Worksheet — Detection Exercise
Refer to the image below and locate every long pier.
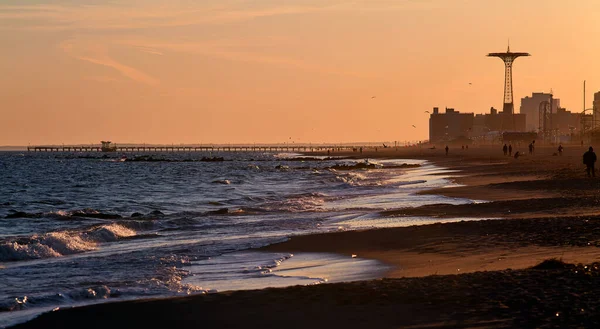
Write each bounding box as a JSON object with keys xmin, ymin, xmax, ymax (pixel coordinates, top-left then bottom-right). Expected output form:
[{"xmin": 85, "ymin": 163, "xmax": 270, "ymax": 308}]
[{"xmin": 27, "ymin": 145, "xmax": 362, "ymax": 152}]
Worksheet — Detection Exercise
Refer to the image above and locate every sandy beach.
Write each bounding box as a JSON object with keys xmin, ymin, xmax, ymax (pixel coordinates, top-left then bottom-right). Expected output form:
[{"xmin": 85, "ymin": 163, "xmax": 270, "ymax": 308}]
[{"xmin": 13, "ymin": 143, "xmax": 600, "ymax": 329}]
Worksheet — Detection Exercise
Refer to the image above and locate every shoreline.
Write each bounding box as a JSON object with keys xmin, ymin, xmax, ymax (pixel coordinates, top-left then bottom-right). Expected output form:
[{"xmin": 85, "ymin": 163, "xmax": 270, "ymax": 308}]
[{"xmin": 11, "ymin": 144, "xmax": 600, "ymax": 328}]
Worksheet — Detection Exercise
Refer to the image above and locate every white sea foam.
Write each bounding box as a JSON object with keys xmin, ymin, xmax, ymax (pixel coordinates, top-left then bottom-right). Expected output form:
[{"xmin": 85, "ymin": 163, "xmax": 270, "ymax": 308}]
[
  {"xmin": 0, "ymin": 224, "xmax": 136, "ymax": 261},
  {"xmin": 334, "ymin": 172, "xmax": 367, "ymax": 186},
  {"xmin": 38, "ymin": 232, "xmax": 96, "ymax": 255},
  {"xmin": 0, "ymin": 241, "xmax": 62, "ymax": 261},
  {"xmin": 85, "ymin": 223, "xmax": 136, "ymax": 242}
]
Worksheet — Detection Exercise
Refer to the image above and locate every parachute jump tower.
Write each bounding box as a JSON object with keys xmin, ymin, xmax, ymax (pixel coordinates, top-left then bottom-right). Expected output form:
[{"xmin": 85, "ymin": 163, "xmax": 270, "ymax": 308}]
[{"xmin": 487, "ymin": 43, "xmax": 530, "ymax": 130}]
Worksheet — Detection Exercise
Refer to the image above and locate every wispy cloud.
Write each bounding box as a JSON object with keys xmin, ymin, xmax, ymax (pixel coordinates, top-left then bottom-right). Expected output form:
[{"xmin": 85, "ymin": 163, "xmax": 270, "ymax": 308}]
[
  {"xmin": 0, "ymin": 2, "xmax": 338, "ymax": 31},
  {"xmin": 135, "ymin": 47, "xmax": 164, "ymax": 56},
  {"xmin": 60, "ymin": 40, "xmax": 159, "ymax": 86},
  {"xmin": 2, "ymin": 0, "xmax": 427, "ymax": 81},
  {"xmin": 117, "ymin": 38, "xmax": 373, "ymax": 79},
  {"xmin": 0, "ymin": 1, "xmax": 439, "ymax": 31}
]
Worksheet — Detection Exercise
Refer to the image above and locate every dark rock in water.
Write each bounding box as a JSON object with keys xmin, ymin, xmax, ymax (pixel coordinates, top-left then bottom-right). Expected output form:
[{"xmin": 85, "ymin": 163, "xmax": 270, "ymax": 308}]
[
  {"xmin": 385, "ymin": 163, "xmax": 421, "ymax": 169},
  {"xmin": 130, "ymin": 212, "xmax": 144, "ymax": 218},
  {"xmin": 285, "ymin": 157, "xmax": 348, "ymax": 161},
  {"xmin": 328, "ymin": 162, "xmax": 420, "ymax": 170},
  {"xmin": 329, "ymin": 162, "xmax": 381, "ymax": 170},
  {"xmin": 124, "ymin": 156, "xmax": 224, "ymax": 162},
  {"xmin": 200, "ymin": 157, "xmax": 225, "ymax": 162},
  {"xmin": 126, "ymin": 155, "xmax": 158, "ymax": 162},
  {"xmin": 148, "ymin": 210, "xmax": 165, "ymax": 217},
  {"xmin": 532, "ymin": 259, "xmax": 574, "ymax": 270},
  {"xmin": 109, "ymin": 290, "xmax": 123, "ymax": 298},
  {"xmin": 5, "ymin": 211, "xmax": 31, "ymax": 219},
  {"xmin": 209, "ymin": 208, "xmax": 229, "ymax": 215},
  {"xmin": 71, "ymin": 211, "xmax": 122, "ymax": 219}
]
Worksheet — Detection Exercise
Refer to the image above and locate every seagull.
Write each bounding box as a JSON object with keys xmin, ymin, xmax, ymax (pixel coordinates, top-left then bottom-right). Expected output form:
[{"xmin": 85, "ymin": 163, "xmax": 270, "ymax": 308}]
[
  {"xmin": 469, "ymin": 82, "xmax": 472, "ymax": 85},
  {"xmin": 371, "ymin": 96, "xmax": 376, "ymax": 99},
  {"xmin": 412, "ymin": 125, "xmax": 416, "ymax": 128},
  {"xmin": 424, "ymin": 111, "xmax": 430, "ymax": 114}
]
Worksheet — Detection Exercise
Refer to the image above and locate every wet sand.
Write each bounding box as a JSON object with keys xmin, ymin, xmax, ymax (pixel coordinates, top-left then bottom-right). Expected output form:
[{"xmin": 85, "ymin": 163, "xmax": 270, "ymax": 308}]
[{"xmin": 13, "ymin": 143, "xmax": 600, "ymax": 329}]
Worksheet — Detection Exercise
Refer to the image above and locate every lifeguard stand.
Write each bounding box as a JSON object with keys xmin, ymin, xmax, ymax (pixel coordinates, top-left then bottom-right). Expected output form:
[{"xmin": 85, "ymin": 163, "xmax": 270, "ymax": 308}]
[{"xmin": 101, "ymin": 141, "xmax": 116, "ymax": 152}]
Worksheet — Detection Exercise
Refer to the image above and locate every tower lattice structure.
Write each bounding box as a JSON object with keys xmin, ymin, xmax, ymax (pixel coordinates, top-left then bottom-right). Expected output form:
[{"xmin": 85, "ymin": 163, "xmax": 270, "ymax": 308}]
[{"xmin": 488, "ymin": 44, "xmax": 530, "ymax": 130}]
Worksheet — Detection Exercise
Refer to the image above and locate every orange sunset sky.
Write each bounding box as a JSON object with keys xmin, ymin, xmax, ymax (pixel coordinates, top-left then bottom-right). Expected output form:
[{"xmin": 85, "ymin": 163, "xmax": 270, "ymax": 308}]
[{"xmin": 1, "ymin": 0, "xmax": 599, "ymax": 145}]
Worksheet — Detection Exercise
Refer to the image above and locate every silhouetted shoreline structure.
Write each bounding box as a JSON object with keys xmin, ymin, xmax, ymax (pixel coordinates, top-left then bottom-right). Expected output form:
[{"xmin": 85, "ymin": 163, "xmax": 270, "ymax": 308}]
[
  {"xmin": 520, "ymin": 93, "xmax": 559, "ymax": 132},
  {"xmin": 28, "ymin": 143, "xmax": 364, "ymax": 153},
  {"xmin": 429, "ymin": 107, "xmax": 527, "ymax": 143},
  {"xmin": 488, "ymin": 44, "xmax": 530, "ymax": 131},
  {"xmin": 428, "ymin": 107, "xmax": 474, "ymax": 143}
]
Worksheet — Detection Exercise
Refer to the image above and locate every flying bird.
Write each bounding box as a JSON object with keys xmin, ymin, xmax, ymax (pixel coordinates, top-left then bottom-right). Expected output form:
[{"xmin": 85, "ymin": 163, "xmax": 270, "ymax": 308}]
[
  {"xmin": 412, "ymin": 125, "xmax": 416, "ymax": 128},
  {"xmin": 371, "ymin": 96, "xmax": 376, "ymax": 99},
  {"xmin": 424, "ymin": 111, "xmax": 430, "ymax": 114},
  {"xmin": 469, "ymin": 82, "xmax": 472, "ymax": 85}
]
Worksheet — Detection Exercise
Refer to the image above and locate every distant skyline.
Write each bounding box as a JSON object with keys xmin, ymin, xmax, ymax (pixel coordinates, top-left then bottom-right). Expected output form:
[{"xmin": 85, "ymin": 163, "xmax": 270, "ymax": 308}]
[{"xmin": 1, "ymin": 0, "xmax": 600, "ymax": 145}]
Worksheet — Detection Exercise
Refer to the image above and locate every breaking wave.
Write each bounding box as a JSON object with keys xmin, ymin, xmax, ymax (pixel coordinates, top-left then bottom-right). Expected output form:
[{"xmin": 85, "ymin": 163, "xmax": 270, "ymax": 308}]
[
  {"xmin": 0, "ymin": 223, "xmax": 137, "ymax": 261},
  {"xmin": 333, "ymin": 172, "xmax": 368, "ymax": 186}
]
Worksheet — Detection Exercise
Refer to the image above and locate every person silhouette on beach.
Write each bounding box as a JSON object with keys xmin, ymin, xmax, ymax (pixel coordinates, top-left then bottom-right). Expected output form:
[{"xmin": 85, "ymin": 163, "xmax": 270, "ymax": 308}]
[
  {"xmin": 445, "ymin": 145, "xmax": 449, "ymax": 156},
  {"xmin": 503, "ymin": 144, "xmax": 507, "ymax": 156},
  {"xmin": 558, "ymin": 144, "xmax": 564, "ymax": 156},
  {"xmin": 583, "ymin": 147, "xmax": 597, "ymax": 178},
  {"xmin": 528, "ymin": 143, "xmax": 533, "ymax": 155},
  {"xmin": 508, "ymin": 144, "xmax": 513, "ymax": 156}
]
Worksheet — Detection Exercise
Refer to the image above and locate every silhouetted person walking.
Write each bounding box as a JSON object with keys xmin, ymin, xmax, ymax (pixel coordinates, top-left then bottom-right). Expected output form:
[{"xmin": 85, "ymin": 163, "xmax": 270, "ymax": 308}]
[
  {"xmin": 558, "ymin": 144, "xmax": 564, "ymax": 156},
  {"xmin": 503, "ymin": 144, "xmax": 507, "ymax": 156},
  {"xmin": 528, "ymin": 143, "xmax": 533, "ymax": 155},
  {"xmin": 445, "ymin": 145, "xmax": 449, "ymax": 156},
  {"xmin": 583, "ymin": 147, "xmax": 596, "ymax": 178},
  {"xmin": 508, "ymin": 144, "xmax": 513, "ymax": 156}
]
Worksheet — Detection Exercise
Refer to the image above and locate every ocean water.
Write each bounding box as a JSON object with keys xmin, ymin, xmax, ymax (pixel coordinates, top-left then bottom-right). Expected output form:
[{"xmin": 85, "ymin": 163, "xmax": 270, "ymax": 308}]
[{"xmin": 0, "ymin": 151, "xmax": 474, "ymax": 327}]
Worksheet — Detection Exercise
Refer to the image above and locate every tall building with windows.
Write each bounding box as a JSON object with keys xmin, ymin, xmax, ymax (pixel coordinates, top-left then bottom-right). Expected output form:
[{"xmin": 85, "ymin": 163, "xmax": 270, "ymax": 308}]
[
  {"xmin": 594, "ymin": 92, "xmax": 600, "ymax": 130},
  {"xmin": 428, "ymin": 107, "xmax": 474, "ymax": 143},
  {"xmin": 520, "ymin": 93, "xmax": 560, "ymax": 132}
]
